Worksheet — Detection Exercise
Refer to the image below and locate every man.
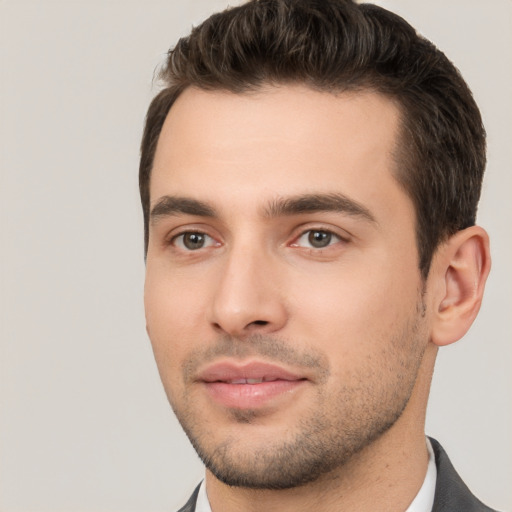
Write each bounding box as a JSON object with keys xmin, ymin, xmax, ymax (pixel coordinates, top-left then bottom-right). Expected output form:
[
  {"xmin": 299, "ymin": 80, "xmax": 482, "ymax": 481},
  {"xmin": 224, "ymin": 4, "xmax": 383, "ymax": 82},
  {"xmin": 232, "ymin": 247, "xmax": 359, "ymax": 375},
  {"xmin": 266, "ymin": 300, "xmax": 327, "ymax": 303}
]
[{"xmin": 139, "ymin": 1, "xmax": 496, "ymax": 510}]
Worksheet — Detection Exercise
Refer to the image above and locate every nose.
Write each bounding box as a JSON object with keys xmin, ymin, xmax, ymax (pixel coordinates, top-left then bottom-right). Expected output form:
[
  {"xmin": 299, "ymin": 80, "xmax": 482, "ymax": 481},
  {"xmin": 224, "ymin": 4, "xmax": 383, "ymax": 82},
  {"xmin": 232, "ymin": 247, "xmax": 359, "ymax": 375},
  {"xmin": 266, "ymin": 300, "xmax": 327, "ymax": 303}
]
[{"xmin": 208, "ymin": 243, "xmax": 288, "ymax": 338}]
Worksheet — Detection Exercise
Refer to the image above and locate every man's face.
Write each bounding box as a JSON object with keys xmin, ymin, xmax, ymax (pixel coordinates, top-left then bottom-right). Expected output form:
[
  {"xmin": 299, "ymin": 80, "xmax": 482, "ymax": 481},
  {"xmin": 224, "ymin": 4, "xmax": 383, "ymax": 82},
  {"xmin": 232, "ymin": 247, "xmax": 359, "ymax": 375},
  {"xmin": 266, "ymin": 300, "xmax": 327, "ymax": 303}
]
[{"xmin": 144, "ymin": 86, "xmax": 429, "ymax": 488}]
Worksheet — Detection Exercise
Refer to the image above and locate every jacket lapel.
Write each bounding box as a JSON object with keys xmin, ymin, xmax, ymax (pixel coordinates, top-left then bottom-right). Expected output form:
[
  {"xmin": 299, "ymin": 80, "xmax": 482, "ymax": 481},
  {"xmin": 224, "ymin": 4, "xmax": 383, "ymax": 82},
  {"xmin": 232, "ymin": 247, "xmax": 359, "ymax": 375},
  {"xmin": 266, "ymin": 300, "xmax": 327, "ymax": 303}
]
[{"xmin": 429, "ymin": 437, "xmax": 497, "ymax": 512}]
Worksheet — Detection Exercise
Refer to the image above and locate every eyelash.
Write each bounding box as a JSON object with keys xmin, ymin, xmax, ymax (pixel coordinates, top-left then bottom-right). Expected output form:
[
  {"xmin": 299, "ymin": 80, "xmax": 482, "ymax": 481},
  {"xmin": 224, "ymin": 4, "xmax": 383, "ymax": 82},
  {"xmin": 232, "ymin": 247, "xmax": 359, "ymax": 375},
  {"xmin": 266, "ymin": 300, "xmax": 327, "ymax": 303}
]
[
  {"xmin": 291, "ymin": 228, "xmax": 345, "ymax": 250},
  {"xmin": 169, "ymin": 230, "xmax": 219, "ymax": 251},
  {"xmin": 168, "ymin": 226, "xmax": 348, "ymax": 252}
]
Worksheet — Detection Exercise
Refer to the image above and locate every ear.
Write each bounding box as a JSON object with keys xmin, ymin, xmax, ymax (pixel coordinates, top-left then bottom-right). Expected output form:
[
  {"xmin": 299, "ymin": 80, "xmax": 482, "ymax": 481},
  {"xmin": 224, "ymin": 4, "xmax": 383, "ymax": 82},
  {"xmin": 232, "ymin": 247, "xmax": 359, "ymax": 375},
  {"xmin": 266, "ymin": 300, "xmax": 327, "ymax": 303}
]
[{"xmin": 429, "ymin": 226, "xmax": 491, "ymax": 347}]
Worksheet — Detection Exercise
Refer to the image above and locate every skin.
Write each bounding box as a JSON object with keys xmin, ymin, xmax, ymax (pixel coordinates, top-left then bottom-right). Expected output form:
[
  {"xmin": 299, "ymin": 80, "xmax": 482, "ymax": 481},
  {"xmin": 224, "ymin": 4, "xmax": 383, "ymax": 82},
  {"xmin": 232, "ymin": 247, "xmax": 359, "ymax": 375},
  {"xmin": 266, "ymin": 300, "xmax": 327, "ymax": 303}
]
[{"xmin": 144, "ymin": 85, "xmax": 490, "ymax": 512}]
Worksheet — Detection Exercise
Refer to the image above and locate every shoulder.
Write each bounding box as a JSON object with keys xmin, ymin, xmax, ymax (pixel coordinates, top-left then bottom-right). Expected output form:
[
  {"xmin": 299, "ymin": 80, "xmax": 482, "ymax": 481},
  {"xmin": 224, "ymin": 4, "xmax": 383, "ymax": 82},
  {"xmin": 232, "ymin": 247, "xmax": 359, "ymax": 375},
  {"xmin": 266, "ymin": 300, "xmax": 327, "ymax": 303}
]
[
  {"xmin": 429, "ymin": 437, "xmax": 501, "ymax": 512},
  {"xmin": 176, "ymin": 484, "xmax": 200, "ymax": 512}
]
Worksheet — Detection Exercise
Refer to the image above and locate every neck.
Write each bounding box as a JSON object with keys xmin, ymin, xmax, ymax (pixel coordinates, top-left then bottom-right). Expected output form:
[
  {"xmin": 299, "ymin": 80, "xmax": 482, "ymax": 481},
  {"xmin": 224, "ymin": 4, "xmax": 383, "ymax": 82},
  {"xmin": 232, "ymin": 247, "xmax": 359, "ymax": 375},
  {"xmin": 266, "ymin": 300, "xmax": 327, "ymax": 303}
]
[{"xmin": 206, "ymin": 344, "xmax": 437, "ymax": 512}]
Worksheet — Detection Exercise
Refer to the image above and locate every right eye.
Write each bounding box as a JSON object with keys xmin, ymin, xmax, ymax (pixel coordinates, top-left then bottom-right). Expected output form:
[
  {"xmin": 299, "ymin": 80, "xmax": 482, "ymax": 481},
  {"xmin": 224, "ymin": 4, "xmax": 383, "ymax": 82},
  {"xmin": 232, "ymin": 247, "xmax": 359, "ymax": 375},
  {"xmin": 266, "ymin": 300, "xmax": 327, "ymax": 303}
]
[{"xmin": 172, "ymin": 232, "xmax": 217, "ymax": 251}]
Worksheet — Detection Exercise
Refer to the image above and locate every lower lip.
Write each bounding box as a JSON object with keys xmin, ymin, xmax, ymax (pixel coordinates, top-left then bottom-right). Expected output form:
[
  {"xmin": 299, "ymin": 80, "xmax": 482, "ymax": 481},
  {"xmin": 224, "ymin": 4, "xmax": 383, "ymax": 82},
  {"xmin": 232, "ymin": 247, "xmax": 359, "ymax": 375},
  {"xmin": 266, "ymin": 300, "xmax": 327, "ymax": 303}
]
[{"xmin": 203, "ymin": 380, "xmax": 306, "ymax": 409}]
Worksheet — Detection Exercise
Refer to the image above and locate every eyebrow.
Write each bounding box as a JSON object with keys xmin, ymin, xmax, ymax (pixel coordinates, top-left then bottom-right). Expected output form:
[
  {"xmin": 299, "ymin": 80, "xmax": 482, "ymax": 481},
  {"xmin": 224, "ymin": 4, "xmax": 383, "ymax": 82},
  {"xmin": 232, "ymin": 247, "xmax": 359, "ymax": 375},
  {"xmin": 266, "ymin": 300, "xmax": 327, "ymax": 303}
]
[
  {"xmin": 150, "ymin": 192, "xmax": 377, "ymax": 225},
  {"xmin": 264, "ymin": 193, "xmax": 377, "ymax": 223},
  {"xmin": 150, "ymin": 196, "xmax": 217, "ymax": 224}
]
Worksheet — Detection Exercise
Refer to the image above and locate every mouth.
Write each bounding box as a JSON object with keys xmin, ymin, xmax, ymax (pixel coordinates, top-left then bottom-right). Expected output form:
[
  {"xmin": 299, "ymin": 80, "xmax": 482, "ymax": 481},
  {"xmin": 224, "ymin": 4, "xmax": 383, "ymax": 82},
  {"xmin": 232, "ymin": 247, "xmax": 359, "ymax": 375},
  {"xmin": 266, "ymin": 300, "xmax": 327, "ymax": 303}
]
[
  {"xmin": 197, "ymin": 361, "xmax": 308, "ymax": 409},
  {"xmin": 221, "ymin": 377, "xmax": 287, "ymax": 384}
]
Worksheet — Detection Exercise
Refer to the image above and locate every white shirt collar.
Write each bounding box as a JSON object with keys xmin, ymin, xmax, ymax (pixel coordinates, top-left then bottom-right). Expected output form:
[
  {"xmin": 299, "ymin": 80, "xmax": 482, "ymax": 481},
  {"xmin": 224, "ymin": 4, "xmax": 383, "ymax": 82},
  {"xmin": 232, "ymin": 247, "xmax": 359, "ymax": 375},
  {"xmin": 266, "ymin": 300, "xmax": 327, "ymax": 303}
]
[
  {"xmin": 195, "ymin": 477, "xmax": 211, "ymax": 512},
  {"xmin": 195, "ymin": 437, "xmax": 437, "ymax": 512}
]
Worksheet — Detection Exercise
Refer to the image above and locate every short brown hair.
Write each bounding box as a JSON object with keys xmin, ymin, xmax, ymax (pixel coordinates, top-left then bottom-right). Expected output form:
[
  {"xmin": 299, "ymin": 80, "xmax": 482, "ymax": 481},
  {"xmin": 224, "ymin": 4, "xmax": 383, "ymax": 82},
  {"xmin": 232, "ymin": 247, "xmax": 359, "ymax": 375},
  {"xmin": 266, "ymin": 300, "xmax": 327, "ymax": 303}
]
[{"xmin": 140, "ymin": 0, "xmax": 486, "ymax": 278}]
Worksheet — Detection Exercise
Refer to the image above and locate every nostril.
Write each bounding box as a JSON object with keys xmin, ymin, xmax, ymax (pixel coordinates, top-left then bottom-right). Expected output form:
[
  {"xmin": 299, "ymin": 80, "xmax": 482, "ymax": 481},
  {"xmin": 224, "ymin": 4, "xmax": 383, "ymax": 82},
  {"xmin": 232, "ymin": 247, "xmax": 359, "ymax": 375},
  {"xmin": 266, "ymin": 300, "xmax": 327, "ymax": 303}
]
[{"xmin": 211, "ymin": 319, "xmax": 269, "ymax": 335}]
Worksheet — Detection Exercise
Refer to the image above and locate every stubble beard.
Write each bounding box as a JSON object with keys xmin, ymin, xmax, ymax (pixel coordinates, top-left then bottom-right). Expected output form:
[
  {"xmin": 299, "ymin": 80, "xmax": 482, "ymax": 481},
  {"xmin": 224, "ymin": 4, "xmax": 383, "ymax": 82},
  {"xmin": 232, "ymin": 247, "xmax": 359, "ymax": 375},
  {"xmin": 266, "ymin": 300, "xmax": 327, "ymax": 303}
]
[{"xmin": 168, "ymin": 312, "xmax": 427, "ymax": 490}]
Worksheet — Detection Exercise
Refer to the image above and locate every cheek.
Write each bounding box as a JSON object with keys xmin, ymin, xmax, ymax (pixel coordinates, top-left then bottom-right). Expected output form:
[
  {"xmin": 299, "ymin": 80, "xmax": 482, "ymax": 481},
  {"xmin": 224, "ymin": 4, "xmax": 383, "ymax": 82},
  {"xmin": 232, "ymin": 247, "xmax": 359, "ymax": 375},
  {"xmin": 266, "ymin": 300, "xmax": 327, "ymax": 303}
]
[
  {"xmin": 144, "ymin": 265, "xmax": 209, "ymax": 380},
  {"xmin": 145, "ymin": 257, "xmax": 212, "ymax": 327},
  {"xmin": 288, "ymin": 258, "xmax": 419, "ymax": 356}
]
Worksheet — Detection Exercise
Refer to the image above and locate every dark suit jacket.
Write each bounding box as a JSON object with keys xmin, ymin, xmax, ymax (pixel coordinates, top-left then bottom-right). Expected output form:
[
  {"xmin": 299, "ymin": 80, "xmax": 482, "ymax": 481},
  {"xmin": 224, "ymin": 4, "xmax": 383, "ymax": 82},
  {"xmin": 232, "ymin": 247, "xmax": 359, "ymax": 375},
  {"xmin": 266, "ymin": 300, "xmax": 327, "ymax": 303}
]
[{"xmin": 177, "ymin": 437, "xmax": 499, "ymax": 512}]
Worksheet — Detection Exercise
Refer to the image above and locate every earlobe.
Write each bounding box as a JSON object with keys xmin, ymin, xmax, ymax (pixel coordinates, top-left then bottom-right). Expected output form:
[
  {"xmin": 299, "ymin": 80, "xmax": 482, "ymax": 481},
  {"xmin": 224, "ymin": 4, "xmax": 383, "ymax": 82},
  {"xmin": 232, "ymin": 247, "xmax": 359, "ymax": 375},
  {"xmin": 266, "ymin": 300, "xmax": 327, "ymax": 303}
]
[{"xmin": 430, "ymin": 226, "xmax": 491, "ymax": 347}]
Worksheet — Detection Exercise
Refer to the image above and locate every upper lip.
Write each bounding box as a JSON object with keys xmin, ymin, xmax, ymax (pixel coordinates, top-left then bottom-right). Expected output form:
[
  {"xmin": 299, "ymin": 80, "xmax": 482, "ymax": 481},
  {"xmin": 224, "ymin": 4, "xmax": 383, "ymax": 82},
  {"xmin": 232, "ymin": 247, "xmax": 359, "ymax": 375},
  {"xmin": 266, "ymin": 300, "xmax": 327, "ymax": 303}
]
[{"xmin": 197, "ymin": 361, "xmax": 306, "ymax": 384}]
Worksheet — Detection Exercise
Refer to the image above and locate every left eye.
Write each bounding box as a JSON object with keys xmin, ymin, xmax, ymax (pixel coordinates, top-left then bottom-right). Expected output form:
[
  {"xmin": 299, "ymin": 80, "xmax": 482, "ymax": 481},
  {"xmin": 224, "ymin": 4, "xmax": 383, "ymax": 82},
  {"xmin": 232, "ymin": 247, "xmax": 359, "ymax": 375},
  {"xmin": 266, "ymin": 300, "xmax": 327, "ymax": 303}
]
[
  {"xmin": 294, "ymin": 230, "xmax": 341, "ymax": 249},
  {"xmin": 172, "ymin": 232, "xmax": 217, "ymax": 251}
]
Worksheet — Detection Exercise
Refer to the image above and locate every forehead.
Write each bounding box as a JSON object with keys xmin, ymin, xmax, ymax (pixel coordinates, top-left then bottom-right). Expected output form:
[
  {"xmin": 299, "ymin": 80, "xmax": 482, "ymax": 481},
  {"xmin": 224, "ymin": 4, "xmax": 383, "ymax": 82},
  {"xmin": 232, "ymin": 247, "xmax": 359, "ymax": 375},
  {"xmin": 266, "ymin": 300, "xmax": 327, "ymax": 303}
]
[{"xmin": 150, "ymin": 85, "xmax": 407, "ymax": 221}]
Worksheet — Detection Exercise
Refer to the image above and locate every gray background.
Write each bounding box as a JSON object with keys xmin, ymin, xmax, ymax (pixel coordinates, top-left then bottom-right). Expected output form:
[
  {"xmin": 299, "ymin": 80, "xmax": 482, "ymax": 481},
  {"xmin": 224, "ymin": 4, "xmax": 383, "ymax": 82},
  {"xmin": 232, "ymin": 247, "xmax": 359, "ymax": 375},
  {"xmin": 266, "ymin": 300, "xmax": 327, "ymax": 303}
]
[{"xmin": 0, "ymin": 1, "xmax": 510, "ymax": 510}]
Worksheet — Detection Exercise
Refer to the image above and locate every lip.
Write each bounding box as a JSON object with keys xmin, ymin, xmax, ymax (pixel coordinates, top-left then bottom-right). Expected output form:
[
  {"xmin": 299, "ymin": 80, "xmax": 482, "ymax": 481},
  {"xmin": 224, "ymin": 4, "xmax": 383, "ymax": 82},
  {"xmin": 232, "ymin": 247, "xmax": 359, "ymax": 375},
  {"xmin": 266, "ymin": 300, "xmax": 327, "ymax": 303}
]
[{"xmin": 197, "ymin": 361, "xmax": 308, "ymax": 409}]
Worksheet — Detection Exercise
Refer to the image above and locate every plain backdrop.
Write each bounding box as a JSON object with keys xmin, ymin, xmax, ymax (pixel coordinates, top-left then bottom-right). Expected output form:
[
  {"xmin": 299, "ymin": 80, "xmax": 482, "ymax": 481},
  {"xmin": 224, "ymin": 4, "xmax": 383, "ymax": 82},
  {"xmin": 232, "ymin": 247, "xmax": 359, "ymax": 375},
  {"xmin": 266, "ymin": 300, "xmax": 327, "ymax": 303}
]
[{"xmin": 0, "ymin": 1, "xmax": 511, "ymax": 511}]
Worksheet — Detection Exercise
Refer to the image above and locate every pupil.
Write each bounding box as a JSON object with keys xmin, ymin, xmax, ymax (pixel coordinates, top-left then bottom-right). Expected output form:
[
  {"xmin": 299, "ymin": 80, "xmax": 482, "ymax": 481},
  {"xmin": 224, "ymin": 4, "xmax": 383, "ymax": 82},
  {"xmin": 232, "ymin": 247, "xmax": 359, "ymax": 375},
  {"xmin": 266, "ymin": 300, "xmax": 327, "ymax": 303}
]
[
  {"xmin": 309, "ymin": 230, "xmax": 331, "ymax": 248},
  {"xmin": 184, "ymin": 233, "xmax": 205, "ymax": 250}
]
